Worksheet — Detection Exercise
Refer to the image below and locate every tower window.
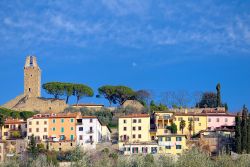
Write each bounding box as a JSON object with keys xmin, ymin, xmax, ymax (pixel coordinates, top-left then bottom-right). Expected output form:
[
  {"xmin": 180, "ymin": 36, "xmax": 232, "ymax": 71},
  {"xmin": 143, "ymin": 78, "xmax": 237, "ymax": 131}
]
[{"xmin": 29, "ymin": 88, "xmax": 31, "ymax": 92}]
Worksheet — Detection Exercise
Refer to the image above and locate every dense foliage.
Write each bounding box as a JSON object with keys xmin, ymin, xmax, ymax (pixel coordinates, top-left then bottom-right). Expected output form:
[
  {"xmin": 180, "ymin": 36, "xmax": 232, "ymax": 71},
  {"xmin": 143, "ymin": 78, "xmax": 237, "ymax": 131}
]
[
  {"xmin": 2, "ymin": 147, "xmax": 250, "ymax": 167},
  {"xmin": 42, "ymin": 82, "xmax": 94, "ymax": 104},
  {"xmin": 0, "ymin": 107, "xmax": 35, "ymax": 121}
]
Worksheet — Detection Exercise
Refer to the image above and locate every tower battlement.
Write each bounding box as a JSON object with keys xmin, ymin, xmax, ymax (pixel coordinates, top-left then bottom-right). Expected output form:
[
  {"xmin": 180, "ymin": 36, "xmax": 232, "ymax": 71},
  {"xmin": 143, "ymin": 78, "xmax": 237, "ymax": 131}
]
[{"xmin": 24, "ymin": 56, "xmax": 41, "ymax": 97}]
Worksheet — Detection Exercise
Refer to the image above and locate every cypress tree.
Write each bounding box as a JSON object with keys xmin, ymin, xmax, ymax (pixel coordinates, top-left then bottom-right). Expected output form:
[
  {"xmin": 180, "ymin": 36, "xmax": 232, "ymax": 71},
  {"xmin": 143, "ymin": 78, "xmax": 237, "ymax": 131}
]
[
  {"xmin": 247, "ymin": 114, "xmax": 250, "ymax": 153},
  {"xmin": 216, "ymin": 83, "xmax": 221, "ymax": 107},
  {"xmin": 235, "ymin": 113, "xmax": 242, "ymax": 153},
  {"xmin": 241, "ymin": 105, "xmax": 248, "ymax": 153}
]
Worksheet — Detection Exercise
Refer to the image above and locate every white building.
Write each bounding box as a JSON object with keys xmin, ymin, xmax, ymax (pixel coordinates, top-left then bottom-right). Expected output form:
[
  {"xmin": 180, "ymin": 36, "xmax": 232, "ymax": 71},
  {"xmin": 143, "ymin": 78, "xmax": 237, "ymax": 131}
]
[{"xmin": 76, "ymin": 116, "xmax": 102, "ymax": 149}]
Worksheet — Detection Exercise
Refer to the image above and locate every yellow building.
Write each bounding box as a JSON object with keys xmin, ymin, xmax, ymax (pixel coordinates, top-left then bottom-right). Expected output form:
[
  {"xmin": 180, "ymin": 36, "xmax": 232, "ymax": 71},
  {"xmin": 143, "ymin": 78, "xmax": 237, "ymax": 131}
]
[
  {"xmin": 118, "ymin": 114, "xmax": 151, "ymax": 150},
  {"xmin": 27, "ymin": 114, "xmax": 50, "ymax": 142},
  {"xmin": 157, "ymin": 134, "xmax": 187, "ymax": 155},
  {"xmin": 154, "ymin": 112, "xmax": 175, "ymax": 137},
  {"xmin": 174, "ymin": 113, "xmax": 207, "ymax": 135},
  {"xmin": 1, "ymin": 118, "xmax": 27, "ymax": 140}
]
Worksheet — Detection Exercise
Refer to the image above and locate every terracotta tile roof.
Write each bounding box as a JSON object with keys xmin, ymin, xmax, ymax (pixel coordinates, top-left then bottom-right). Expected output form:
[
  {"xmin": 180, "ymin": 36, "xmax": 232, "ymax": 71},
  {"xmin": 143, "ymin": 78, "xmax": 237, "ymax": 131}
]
[
  {"xmin": 32, "ymin": 113, "xmax": 80, "ymax": 119},
  {"xmin": 5, "ymin": 119, "xmax": 26, "ymax": 124},
  {"xmin": 119, "ymin": 114, "xmax": 150, "ymax": 118},
  {"xmin": 174, "ymin": 112, "xmax": 236, "ymax": 117},
  {"xmin": 81, "ymin": 116, "xmax": 97, "ymax": 119}
]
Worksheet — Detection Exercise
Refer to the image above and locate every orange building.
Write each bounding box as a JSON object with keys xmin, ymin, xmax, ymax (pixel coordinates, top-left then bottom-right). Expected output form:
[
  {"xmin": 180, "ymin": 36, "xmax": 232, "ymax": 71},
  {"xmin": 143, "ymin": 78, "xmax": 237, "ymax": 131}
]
[{"xmin": 48, "ymin": 112, "xmax": 81, "ymax": 141}]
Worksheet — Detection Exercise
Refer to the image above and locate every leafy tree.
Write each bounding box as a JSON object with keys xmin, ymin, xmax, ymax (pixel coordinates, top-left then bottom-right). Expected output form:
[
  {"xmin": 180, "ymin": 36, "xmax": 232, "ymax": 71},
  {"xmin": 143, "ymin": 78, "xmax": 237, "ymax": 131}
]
[
  {"xmin": 20, "ymin": 111, "xmax": 35, "ymax": 120},
  {"xmin": 197, "ymin": 92, "xmax": 217, "ymax": 108},
  {"xmin": 64, "ymin": 83, "xmax": 74, "ymax": 104},
  {"xmin": 135, "ymin": 90, "xmax": 151, "ymax": 106},
  {"xmin": 150, "ymin": 100, "xmax": 168, "ymax": 111},
  {"xmin": 11, "ymin": 131, "xmax": 21, "ymax": 138},
  {"xmin": 235, "ymin": 113, "xmax": 242, "ymax": 153},
  {"xmin": 73, "ymin": 84, "xmax": 94, "ymax": 105},
  {"xmin": 170, "ymin": 123, "xmax": 177, "ymax": 134},
  {"xmin": 113, "ymin": 86, "xmax": 136, "ymax": 105},
  {"xmin": 188, "ymin": 120, "xmax": 194, "ymax": 136},
  {"xmin": 247, "ymin": 114, "xmax": 250, "ymax": 153},
  {"xmin": 98, "ymin": 85, "xmax": 116, "ymax": 106},
  {"xmin": 241, "ymin": 105, "xmax": 248, "ymax": 153},
  {"xmin": 0, "ymin": 115, "xmax": 5, "ymax": 128},
  {"xmin": 180, "ymin": 120, "xmax": 186, "ymax": 134},
  {"xmin": 27, "ymin": 134, "xmax": 38, "ymax": 158},
  {"xmin": 42, "ymin": 82, "xmax": 64, "ymax": 99},
  {"xmin": 10, "ymin": 112, "xmax": 20, "ymax": 119},
  {"xmin": 216, "ymin": 83, "xmax": 221, "ymax": 107}
]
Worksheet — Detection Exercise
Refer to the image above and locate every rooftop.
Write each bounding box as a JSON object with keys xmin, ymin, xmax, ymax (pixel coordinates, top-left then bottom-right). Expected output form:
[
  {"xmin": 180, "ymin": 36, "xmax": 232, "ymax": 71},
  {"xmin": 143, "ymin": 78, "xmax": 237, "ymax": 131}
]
[{"xmin": 119, "ymin": 114, "xmax": 150, "ymax": 118}]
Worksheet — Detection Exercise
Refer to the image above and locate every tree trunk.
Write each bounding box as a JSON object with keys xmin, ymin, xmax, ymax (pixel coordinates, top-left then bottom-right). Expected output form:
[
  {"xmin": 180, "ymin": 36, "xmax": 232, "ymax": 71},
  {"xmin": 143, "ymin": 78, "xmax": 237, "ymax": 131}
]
[{"xmin": 66, "ymin": 96, "xmax": 69, "ymax": 104}]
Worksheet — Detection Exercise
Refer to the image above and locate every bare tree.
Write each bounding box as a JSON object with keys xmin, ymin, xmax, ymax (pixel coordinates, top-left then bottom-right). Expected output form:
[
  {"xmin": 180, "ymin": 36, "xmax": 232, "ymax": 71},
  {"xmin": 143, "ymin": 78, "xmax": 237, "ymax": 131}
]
[
  {"xmin": 192, "ymin": 91, "xmax": 203, "ymax": 107},
  {"xmin": 161, "ymin": 90, "xmax": 191, "ymax": 108}
]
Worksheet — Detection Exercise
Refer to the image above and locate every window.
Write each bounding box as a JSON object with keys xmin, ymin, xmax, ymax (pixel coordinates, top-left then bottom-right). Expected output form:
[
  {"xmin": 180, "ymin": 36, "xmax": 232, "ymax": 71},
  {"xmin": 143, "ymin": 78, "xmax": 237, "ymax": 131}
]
[
  {"xmin": 79, "ymin": 135, "xmax": 83, "ymax": 140},
  {"xmin": 166, "ymin": 137, "xmax": 171, "ymax": 141},
  {"xmin": 79, "ymin": 127, "xmax": 83, "ymax": 131},
  {"xmin": 123, "ymin": 127, "xmax": 127, "ymax": 131},
  {"xmin": 61, "ymin": 127, "xmax": 64, "ymax": 133},
  {"xmin": 53, "ymin": 119, "xmax": 56, "ymax": 123},
  {"xmin": 60, "ymin": 135, "xmax": 65, "ymax": 140},
  {"xmin": 132, "ymin": 134, "xmax": 136, "ymax": 138},
  {"xmin": 61, "ymin": 119, "xmax": 64, "ymax": 123},
  {"xmin": 133, "ymin": 119, "xmax": 137, "ymax": 123},
  {"xmin": 52, "ymin": 127, "xmax": 56, "ymax": 131},
  {"xmin": 188, "ymin": 117, "xmax": 193, "ymax": 121},
  {"xmin": 36, "ymin": 128, "xmax": 39, "ymax": 132},
  {"xmin": 71, "ymin": 127, "xmax": 74, "ymax": 130},
  {"xmin": 70, "ymin": 135, "xmax": 74, "ymax": 140},
  {"xmin": 90, "ymin": 119, "xmax": 93, "ymax": 123},
  {"xmin": 44, "ymin": 121, "xmax": 47, "ymax": 125},
  {"xmin": 138, "ymin": 126, "xmax": 142, "ymax": 130},
  {"xmin": 127, "ymin": 147, "xmax": 131, "ymax": 151},
  {"xmin": 178, "ymin": 117, "xmax": 183, "ymax": 121},
  {"xmin": 29, "ymin": 122, "xmax": 32, "ymax": 125},
  {"xmin": 43, "ymin": 135, "xmax": 47, "ymax": 139},
  {"xmin": 71, "ymin": 119, "xmax": 74, "ymax": 123},
  {"xmin": 138, "ymin": 119, "xmax": 141, "ymax": 123},
  {"xmin": 225, "ymin": 118, "xmax": 228, "ymax": 122},
  {"xmin": 194, "ymin": 117, "xmax": 199, "ymax": 121},
  {"xmin": 176, "ymin": 145, "xmax": 182, "ymax": 149},
  {"xmin": 208, "ymin": 118, "xmax": 211, "ymax": 122},
  {"xmin": 216, "ymin": 118, "xmax": 220, "ymax": 122},
  {"xmin": 199, "ymin": 123, "xmax": 201, "ymax": 126},
  {"xmin": 29, "ymin": 128, "xmax": 32, "ymax": 133},
  {"xmin": 123, "ymin": 120, "xmax": 126, "ymax": 124},
  {"xmin": 166, "ymin": 146, "xmax": 171, "ymax": 149},
  {"xmin": 44, "ymin": 128, "xmax": 47, "ymax": 132},
  {"xmin": 138, "ymin": 134, "xmax": 141, "ymax": 138},
  {"xmin": 159, "ymin": 137, "xmax": 162, "ymax": 141},
  {"xmin": 176, "ymin": 137, "xmax": 182, "ymax": 141},
  {"xmin": 133, "ymin": 127, "xmax": 136, "ymax": 131},
  {"xmin": 36, "ymin": 121, "xmax": 39, "ymax": 125}
]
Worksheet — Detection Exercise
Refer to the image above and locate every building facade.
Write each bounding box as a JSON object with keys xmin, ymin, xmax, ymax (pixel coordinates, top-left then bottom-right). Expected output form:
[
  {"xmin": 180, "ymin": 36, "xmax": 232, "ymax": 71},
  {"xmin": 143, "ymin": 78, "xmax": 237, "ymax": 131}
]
[
  {"xmin": 118, "ymin": 114, "xmax": 151, "ymax": 150},
  {"xmin": 1, "ymin": 118, "xmax": 27, "ymax": 140},
  {"xmin": 76, "ymin": 116, "xmax": 102, "ymax": 149}
]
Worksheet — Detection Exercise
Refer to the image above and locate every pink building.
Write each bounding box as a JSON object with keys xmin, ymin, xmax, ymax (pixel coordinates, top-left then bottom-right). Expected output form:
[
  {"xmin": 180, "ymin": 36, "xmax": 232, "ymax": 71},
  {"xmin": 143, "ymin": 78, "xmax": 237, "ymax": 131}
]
[{"xmin": 207, "ymin": 114, "xmax": 236, "ymax": 130}]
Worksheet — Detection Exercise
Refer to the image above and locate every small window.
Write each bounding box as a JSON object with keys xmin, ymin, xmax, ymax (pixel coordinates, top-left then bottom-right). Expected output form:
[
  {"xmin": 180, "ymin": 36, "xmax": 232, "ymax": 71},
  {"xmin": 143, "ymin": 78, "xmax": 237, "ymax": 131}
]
[
  {"xmin": 90, "ymin": 119, "xmax": 93, "ymax": 123},
  {"xmin": 44, "ymin": 121, "xmax": 47, "ymax": 125},
  {"xmin": 61, "ymin": 127, "xmax": 64, "ymax": 133},
  {"xmin": 188, "ymin": 117, "xmax": 193, "ymax": 121},
  {"xmin": 166, "ymin": 137, "xmax": 171, "ymax": 141},
  {"xmin": 61, "ymin": 119, "xmax": 64, "ymax": 123},
  {"xmin": 166, "ymin": 146, "xmax": 171, "ymax": 149},
  {"xmin": 29, "ymin": 122, "xmax": 32, "ymax": 125},
  {"xmin": 36, "ymin": 121, "xmax": 39, "ymax": 125},
  {"xmin": 36, "ymin": 128, "xmax": 39, "ymax": 132},
  {"xmin": 132, "ymin": 134, "xmax": 136, "ymax": 138},
  {"xmin": 133, "ymin": 127, "xmax": 136, "ymax": 131},
  {"xmin": 208, "ymin": 118, "xmax": 211, "ymax": 122},
  {"xmin": 71, "ymin": 127, "xmax": 74, "ymax": 130},
  {"xmin": 138, "ymin": 119, "xmax": 141, "ymax": 123},
  {"xmin": 53, "ymin": 119, "xmax": 56, "ymax": 123},
  {"xmin": 194, "ymin": 117, "xmax": 199, "ymax": 121},
  {"xmin": 199, "ymin": 123, "xmax": 201, "ymax": 126},
  {"xmin": 71, "ymin": 119, "xmax": 74, "ymax": 123},
  {"xmin": 176, "ymin": 145, "xmax": 182, "ymax": 149},
  {"xmin": 216, "ymin": 118, "xmax": 220, "ymax": 122},
  {"xmin": 123, "ymin": 127, "xmax": 127, "ymax": 131},
  {"xmin": 123, "ymin": 120, "xmax": 127, "ymax": 124},
  {"xmin": 79, "ymin": 135, "xmax": 83, "ymax": 140},
  {"xmin": 176, "ymin": 137, "xmax": 182, "ymax": 141},
  {"xmin": 29, "ymin": 88, "xmax": 31, "ymax": 92},
  {"xmin": 138, "ymin": 126, "xmax": 141, "ymax": 130},
  {"xmin": 133, "ymin": 119, "xmax": 137, "ymax": 123},
  {"xmin": 44, "ymin": 128, "xmax": 47, "ymax": 132},
  {"xmin": 52, "ymin": 127, "xmax": 56, "ymax": 131},
  {"xmin": 138, "ymin": 134, "xmax": 141, "ymax": 138},
  {"xmin": 79, "ymin": 127, "xmax": 83, "ymax": 131},
  {"xmin": 159, "ymin": 137, "xmax": 162, "ymax": 141},
  {"xmin": 225, "ymin": 118, "xmax": 228, "ymax": 122},
  {"xmin": 29, "ymin": 128, "xmax": 32, "ymax": 133},
  {"xmin": 178, "ymin": 117, "xmax": 183, "ymax": 121}
]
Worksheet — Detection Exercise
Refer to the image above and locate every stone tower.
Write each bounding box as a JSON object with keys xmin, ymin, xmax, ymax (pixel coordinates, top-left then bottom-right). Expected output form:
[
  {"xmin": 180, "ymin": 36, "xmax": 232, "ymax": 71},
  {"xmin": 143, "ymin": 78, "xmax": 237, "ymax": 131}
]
[{"xmin": 24, "ymin": 56, "xmax": 41, "ymax": 97}]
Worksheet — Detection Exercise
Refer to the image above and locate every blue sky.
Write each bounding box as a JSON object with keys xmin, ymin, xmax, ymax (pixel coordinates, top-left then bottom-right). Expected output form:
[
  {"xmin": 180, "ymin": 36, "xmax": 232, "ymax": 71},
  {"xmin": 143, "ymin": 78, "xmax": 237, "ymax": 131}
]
[{"xmin": 0, "ymin": 0, "xmax": 250, "ymax": 111}]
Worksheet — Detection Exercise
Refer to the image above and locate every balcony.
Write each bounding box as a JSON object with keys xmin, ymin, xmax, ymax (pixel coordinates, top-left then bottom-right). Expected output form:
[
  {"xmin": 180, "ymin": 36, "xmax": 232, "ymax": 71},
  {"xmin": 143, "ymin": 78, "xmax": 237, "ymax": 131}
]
[{"xmin": 87, "ymin": 130, "xmax": 93, "ymax": 134}]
